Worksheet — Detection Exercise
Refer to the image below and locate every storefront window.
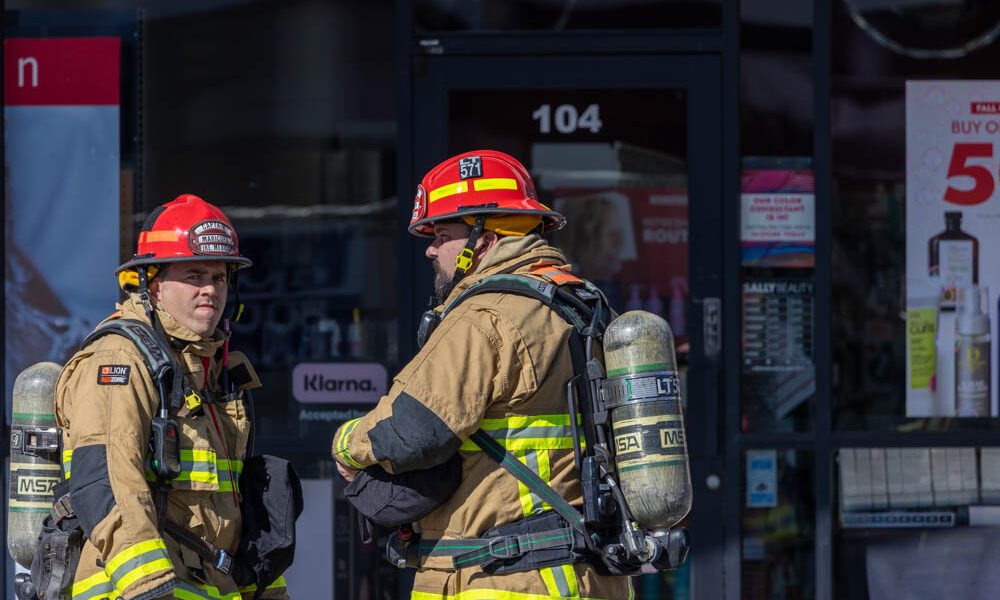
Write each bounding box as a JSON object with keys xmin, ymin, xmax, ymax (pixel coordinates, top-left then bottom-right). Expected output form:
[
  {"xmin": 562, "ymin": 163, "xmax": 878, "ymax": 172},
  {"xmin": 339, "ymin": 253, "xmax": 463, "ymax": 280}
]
[
  {"xmin": 739, "ymin": 1, "xmax": 815, "ymax": 433},
  {"xmin": 5, "ymin": 2, "xmax": 399, "ymax": 597},
  {"xmin": 831, "ymin": 0, "xmax": 1000, "ymax": 431},
  {"xmin": 742, "ymin": 449, "xmax": 815, "ymax": 599},
  {"xmin": 835, "ymin": 446, "xmax": 1000, "ymax": 598},
  {"xmin": 415, "ymin": 0, "xmax": 721, "ymax": 32}
]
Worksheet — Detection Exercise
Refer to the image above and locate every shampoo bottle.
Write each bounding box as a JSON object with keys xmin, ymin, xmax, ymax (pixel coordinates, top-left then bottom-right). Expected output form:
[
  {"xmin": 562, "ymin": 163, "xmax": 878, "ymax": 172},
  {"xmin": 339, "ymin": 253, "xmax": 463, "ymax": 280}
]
[{"xmin": 955, "ymin": 285, "xmax": 991, "ymax": 416}]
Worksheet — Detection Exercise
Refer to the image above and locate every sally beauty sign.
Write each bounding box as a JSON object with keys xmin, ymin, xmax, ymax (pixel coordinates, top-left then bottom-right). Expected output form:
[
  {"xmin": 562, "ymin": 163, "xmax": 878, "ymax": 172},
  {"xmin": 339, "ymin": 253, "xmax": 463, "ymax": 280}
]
[{"xmin": 292, "ymin": 362, "xmax": 388, "ymax": 404}]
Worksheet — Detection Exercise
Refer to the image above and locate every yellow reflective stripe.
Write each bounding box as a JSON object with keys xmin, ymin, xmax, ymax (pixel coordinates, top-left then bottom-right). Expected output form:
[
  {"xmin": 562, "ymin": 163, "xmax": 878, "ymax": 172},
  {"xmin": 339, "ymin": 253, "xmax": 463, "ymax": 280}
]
[
  {"xmin": 106, "ymin": 538, "xmax": 172, "ymax": 592},
  {"xmin": 540, "ymin": 567, "xmax": 561, "ymax": 597},
  {"xmin": 218, "ymin": 460, "xmax": 241, "ymax": 494},
  {"xmin": 218, "ymin": 459, "xmax": 243, "ymax": 474},
  {"xmin": 428, "ymin": 181, "xmax": 469, "ymax": 203},
  {"xmin": 239, "ymin": 575, "xmax": 287, "ymax": 595},
  {"xmin": 460, "ymin": 437, "xmax": 577, "ymax": 452},
  {"xmin": 106, "ymin": 538, "xmax": 168, "ymax": 575},
  {"xmin": 63, "ymin": 449, "xmax": 73, "ymax": 478},
  {"xmin": 537, "ymin": 449, "xmax": 551, "ymax": 513},
  {"xmin": 71, "ymin": 570, "xmax": 114, "ymax": 599},
  {"xmin": 175, "ymin": 579, "xmax": 242, "ymax": 600},
  {"xmin": 480, "ymin": 414, "xmax": 573, "ymax": 429},
  {"xmin": 336, "ymin": 418, "xmax": 365, "ymax": 469},
  {"xmin": 462, "ymin": 414, "xmax": 581, "ymax": 452},
  {"xmin": 514, "ymin": 450, "xmax": 534, "ymax": 517},
  {"xmin": 115, "ymin": 557, "xmax": 172, "ymax": 593},
  {"xmin": 145, "ymin": 450, "xmax": 224, "ymax": 487},
  {"xmin": 176, "ymin": 471, "xmax": 219, "ymax": 484},
  {"xmin": 561, "ymin": 563, "xmax": 580, "ymax": 597},
  {"xmin": 411, "ymin": 591, "xmax": 602, "ymax": 600},
  {"xmin": 472, "ymin": 177, "xmax": 518, "ymax": 192},
  {"xmin": 179, "ymin": 449, "xmax": 215, "ymax": 462}
]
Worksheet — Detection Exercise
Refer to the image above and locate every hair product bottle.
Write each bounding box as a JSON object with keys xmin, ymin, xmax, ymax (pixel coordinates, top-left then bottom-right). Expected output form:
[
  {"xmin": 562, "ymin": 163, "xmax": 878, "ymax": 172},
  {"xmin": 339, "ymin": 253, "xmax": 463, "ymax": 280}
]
[
  {"xmin": 955, "ymin": 285, "xmax": 990, "ymax": 416},
  {"xmin": 929, "ymin": 211, "xmax": 979, "ymax": 310}
]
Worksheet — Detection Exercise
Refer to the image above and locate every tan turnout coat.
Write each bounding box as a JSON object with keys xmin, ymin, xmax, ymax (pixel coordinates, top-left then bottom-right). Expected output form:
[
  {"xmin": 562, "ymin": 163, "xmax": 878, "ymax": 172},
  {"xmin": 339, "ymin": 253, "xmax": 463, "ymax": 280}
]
[
  {"xmin": 56, "ymin": 297, "xmax": 287, "ymax": 600},
  {"xmin": 333, "ymin": 235, "xmax": 632, "ymax": 599}
]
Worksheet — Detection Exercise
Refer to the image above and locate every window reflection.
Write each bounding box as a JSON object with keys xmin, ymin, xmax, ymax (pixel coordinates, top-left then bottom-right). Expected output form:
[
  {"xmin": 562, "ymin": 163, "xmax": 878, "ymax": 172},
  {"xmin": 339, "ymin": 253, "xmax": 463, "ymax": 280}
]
[{"xmin": 742, "ymin": 449, "xmax": 815, "ymax": 600}]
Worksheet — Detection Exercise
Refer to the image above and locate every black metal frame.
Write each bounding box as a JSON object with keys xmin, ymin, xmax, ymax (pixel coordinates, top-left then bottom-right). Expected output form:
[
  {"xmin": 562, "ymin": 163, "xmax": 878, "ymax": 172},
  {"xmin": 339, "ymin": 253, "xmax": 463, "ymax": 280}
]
[{"xmin": 814, "ymin": 1, "xmax": 834, "ymax": 599}]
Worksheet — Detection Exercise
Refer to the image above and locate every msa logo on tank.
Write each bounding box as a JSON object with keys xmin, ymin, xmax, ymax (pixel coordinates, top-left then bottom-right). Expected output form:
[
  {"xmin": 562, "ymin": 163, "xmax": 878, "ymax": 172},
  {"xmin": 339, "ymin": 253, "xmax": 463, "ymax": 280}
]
[
  {"xmin": 458, "ymin": 156, "xmax": 483, "ymax": 179},
  {"xmin": 97, "ymin": 364, "xmax": 131, "ymax": 385},
  {"xmin": 612, "ymin": 411, "xmax": 688, "ymax": 473},
  {"xmin": 10, "ymin": 464, "xmax": 60, "ymax": 508},
  {"xmin": 189, "ymin": 219, "xmax": 236, "ymax": 254},
  {"xmin": 614, "ymin": 421, "xmax": 686, "ymax": 453}
]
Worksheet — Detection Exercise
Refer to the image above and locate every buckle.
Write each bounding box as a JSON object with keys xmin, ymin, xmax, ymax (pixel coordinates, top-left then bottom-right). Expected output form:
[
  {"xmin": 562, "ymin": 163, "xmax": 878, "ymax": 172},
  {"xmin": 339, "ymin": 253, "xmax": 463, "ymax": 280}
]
[
  {"xmin": 214, "ymin": 549, "xmax": 233, "ymax": 574},
  {"xmin": 456, "ymin": 248, "xmax": 474, "ymax": 273},
  {"xmin": 52, "ymin": 494, "xmax": 74, "ymax": 521},
  {"xmin": 11, "ymin": 426, "xmax": 61, "ymax": 457},
  {"xmin": 487, "ymin": 536, "xmax": 521, "ymax": 560}
]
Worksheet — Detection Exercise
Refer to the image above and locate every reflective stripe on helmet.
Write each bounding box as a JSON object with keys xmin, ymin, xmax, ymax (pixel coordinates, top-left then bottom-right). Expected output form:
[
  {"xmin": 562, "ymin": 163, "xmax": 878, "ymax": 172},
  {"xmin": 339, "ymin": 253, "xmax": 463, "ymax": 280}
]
[{"xmin": 427, "ymin": 177, "xmax": 519, "ymax": 203}]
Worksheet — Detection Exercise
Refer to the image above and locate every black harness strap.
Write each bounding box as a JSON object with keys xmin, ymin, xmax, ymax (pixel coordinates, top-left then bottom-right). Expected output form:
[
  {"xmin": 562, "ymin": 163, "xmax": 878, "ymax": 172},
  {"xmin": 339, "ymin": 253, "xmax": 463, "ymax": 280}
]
[
  {"xmin": 162, "ymin": 520, "xmax": 233, "ymax": 575},
  {"xmin": 419, "ymin": 272, "xmax": 614, "ymax": 573},
  {"xmin": 469, "ymin": 430, "xmax": 585, "ymax": 534},
  {"xmin": 81, "ymin": 319, "xmax": 184, "ymax": 409},
  {"xmin": 79, "ymin": 319, "xmax": 244, "ymax": 575}
]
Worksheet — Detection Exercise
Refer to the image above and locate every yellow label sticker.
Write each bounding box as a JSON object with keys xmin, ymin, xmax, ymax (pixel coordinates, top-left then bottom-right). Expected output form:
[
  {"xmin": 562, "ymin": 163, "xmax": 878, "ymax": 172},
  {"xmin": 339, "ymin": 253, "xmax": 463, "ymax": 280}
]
[{"xmin": 907, "ymin": 307, "xmax": 937, "ymax": 389}]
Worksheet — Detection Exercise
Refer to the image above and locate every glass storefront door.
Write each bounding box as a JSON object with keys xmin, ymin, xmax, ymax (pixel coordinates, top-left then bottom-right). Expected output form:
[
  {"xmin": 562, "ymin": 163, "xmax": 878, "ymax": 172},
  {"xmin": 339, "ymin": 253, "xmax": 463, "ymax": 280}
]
[{"xmin": 412, "ymin": 54, "xmax": 726, "ymax": 598}]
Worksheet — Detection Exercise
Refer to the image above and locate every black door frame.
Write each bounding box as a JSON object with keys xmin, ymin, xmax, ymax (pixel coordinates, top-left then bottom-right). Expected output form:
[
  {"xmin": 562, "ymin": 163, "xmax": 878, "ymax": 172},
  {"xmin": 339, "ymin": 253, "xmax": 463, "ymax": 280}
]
[{"xmin": 404, "ymin": 50, "xmax": 731, "ymax": 597}]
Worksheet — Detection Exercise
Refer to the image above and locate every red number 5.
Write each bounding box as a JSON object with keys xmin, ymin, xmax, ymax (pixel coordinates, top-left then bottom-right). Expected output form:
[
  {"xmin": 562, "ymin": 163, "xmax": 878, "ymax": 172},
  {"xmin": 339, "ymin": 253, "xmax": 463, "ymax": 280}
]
[{"xmin": 945, "ymin": 142, "xmax": 994, "ymax": 206}]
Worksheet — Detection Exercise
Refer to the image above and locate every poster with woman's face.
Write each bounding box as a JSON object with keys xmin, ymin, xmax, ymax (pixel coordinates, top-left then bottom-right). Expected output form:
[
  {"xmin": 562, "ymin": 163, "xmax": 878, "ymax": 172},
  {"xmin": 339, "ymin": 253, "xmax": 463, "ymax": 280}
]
[{"xmin": 551, "ymin": 187, "xmax": 689, "ymax": 340}]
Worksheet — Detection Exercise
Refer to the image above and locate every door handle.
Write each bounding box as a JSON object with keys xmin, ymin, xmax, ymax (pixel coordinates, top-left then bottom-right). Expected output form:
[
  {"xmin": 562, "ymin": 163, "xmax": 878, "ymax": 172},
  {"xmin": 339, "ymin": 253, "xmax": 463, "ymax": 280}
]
[{"xmin": 702, "ymin": 296, "xmax": 721, "ymax": 361}]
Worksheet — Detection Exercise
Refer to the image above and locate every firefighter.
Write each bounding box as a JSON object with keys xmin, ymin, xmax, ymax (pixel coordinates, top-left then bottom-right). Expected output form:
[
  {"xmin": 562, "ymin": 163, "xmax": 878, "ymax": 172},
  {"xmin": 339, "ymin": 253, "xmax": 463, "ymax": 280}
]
[
  {"xmin": 55, "ymin": 194, "xmax": 288, "ymax": 600},
  {"xmin": 332, "ymin": 150, "xmax": 632, "ymax": 599}
]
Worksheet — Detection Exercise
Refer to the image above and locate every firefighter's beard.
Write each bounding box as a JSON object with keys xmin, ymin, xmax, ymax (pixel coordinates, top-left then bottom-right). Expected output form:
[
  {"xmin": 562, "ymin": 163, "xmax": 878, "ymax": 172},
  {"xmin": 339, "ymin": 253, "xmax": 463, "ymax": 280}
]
[{"xmin": 432, "ymin": 258, "xmax": 452, "ymax": 302}]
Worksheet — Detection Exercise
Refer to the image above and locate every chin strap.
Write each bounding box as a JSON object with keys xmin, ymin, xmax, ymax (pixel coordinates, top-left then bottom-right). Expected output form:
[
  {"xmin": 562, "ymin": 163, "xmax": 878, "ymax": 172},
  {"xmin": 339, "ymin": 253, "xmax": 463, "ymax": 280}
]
[
  {"xmin": 137, "ymin": 266, "xmax": 155, "ymax": 318},
  {"xmin": 437, "ymin": 215, "xmax": 486, "ymax": 304}
]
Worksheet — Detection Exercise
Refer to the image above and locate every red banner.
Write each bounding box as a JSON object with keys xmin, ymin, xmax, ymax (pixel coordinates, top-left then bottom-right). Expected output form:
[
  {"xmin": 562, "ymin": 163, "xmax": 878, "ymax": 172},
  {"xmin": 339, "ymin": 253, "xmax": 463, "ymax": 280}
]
[{"xmin": 4, "ymin": 37, "xmax": 120, "ymax": 106}]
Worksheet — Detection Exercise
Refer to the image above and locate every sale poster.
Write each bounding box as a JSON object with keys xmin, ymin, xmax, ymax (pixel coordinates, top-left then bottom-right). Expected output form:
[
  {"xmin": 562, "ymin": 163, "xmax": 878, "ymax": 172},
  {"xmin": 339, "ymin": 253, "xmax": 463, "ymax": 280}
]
[
  {"xmin": 4, "ymin": 37, "xmax": 121, "ymax": 404},
  {"xmin": 906, "ymin": 80, "xmax": 1000, "ymax": 417}
]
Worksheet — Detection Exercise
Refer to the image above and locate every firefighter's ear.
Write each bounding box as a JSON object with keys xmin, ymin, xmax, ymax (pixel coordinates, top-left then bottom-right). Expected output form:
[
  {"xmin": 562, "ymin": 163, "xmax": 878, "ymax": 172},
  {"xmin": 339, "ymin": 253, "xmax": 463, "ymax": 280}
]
[{"xmin": 478, "ymin": 230, "xmax": 499, "ymax": 253}]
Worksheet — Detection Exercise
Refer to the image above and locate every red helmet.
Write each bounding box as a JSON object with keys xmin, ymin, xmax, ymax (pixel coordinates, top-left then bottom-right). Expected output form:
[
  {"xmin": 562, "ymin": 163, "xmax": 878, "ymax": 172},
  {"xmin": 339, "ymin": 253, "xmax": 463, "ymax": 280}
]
[
  {"xmin": 117, "ymin": 194, "xmax": 252, "ymax": 276},
  {"xmin": 408, "ymin": 150, "xmax": 565, "ymax": 237}
]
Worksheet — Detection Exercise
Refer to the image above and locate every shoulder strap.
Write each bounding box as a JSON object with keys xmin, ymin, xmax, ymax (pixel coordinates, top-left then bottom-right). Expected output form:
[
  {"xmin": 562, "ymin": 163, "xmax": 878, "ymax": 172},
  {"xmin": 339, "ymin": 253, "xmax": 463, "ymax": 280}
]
[
  {"xmin": 81, "ymin": 319, "xmax": 184, "ymax": 408},
  {"xmin": 454, "ymin": 273, "xmax": 614, "ymax": 545},
  {"xmin": 441, "ymin": 274, "xmax": 609, "ymax": 335}
]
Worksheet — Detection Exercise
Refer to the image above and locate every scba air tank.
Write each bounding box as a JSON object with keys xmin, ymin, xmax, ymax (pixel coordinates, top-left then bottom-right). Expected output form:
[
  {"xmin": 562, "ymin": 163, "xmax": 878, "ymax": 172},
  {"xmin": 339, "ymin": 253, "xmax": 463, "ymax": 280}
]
[
  {"xmin": 8, "ymin": 362, "xmax": 63, "ymax": 569},
  {"xmin": 603, "ymin": 311, "xmax": 692, "ymax": 530}
]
